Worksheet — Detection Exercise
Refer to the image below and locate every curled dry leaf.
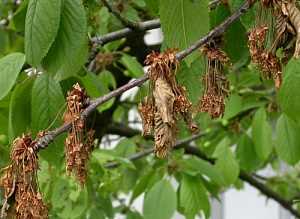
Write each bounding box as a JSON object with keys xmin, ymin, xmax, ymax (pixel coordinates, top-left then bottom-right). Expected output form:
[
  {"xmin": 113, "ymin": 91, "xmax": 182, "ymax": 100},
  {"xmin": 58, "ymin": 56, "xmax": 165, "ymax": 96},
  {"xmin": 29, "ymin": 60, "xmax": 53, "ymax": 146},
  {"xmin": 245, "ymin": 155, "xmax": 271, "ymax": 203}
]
[
  {"xmin": 139, "ymin": 49, "xmax": 198, "ymax": 158},
  {"xmin": 0, "ymin": 134, "xmax": 48, "ymax": 219},
  {"xmin": 154, "ymin": 109, "xmax": 177, "ymax": 158},
  {"xmin": 199, "ymin": 44, "xmax": 230, "ymax": 119},
  {"xmin": 63, "ymin": 83, "xmax": 94, "ymax": 186},
  {"xmin": 282, "ymin": 1, "xmax": 300, "ymax": 58},
  {"xmin": 153, "ymin": 77, "xmax": 176, "ymax": 158},
  {"xmin": 153, "ymin": 77, "xmax": 175, "ymax": 125}
]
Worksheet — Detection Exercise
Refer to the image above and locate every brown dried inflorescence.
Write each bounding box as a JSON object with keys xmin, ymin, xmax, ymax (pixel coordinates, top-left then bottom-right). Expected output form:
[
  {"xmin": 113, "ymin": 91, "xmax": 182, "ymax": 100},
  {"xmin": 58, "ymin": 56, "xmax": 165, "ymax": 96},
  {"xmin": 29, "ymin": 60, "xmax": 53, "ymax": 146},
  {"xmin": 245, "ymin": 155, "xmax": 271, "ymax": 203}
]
[
  {"xmin": 199, "ymin": 44, "xmax": 230, "ymax": 119},
  {"xmin": 248, "ymin": 26, "xmax": 282, "ymax": 88},
  {"xmin": 138, "ymin": 96, "xmax": 155, "ymax": 136},
  {"xmin": 138, "ymin": 49, "xmax": 198, "ymax": 158},
  {"xmin": 0, "ymin": 134, "xmax": 48, "ymax": 219},
  {"xmin": 63, "ymin": 83, "xmax": 94, "ymax": 186},
  {"xmin": 95, "ymin": 52, "xmax": 115, "ymax": 71},
  {"xmin": 248, "ymin": 0, "xmax": 300, "ymax": 88}
]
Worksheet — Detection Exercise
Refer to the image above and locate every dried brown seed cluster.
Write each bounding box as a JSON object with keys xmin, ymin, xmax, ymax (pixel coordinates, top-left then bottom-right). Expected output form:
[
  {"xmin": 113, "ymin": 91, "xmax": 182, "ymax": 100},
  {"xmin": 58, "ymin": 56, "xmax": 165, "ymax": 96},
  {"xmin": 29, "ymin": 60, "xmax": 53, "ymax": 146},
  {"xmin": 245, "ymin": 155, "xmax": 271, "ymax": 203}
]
[
  {"xmin": 139, "ymin": 49, "xmax": 198, "ymax": 158},
  {"xmin": 138, "ymin": 96, "xmax": 155, "ymax": 136},
  {"xmin": 199, "ymin": 44, "xmax": 230, "ymax": 119},
  {"xmin": 63, "ymin": 83, "xmax": 94, "ymax": 186},
  {"xmin": 249, "ymin": 0, "xmax": 300, "ymax": 88},
  {"xmin": 248, "ymin": 26, "xmax": 283, "ymax": 88},
  {"xmin": 95, "ymin": 52, "xmax": 115, "ymax": 71},
  {"xmin": 0, "ymin": 134, "xmax": 48, "ymax": 219}
]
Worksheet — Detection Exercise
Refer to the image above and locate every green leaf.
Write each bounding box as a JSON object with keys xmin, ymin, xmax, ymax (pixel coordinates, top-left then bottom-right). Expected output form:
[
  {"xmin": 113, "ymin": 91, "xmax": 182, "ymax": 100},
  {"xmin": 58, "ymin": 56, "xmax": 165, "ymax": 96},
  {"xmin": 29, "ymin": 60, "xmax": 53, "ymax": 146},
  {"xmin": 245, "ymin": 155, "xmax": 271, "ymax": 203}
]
[
  {"xmin": 0, "ymin": 109, "xmax": 9, "ymax": 134},
  {"xmin": 180, "ymin": 174, "xmax": 210, "ymax": 218},
  {"xmin": 127, "ymin": 210, "xmax": 143, "ymax": 219},
  {"xmin": 8, "ymin": 79, "xmax": 33, "ymax": 140},
  {"xmin": 0, "ymin": 53, "xmax": 25, "ymax": 100},
  {"xmin": 177, "ymin": 58, "xmax": 205, "ymax": 104},
  {"xmin": 145, "ymin": 0, "xmax": 159, "ymax": 15},
  {"xmin": 25, "ymin": 0, "xmax": 61, "ymax": 66},
  {"xmin": 143, "ymin": 180, "xmax": 176, "ymax": 219},
  {"xmin": 131, "ymin": 170, "xmax": 155, "ymax": 203},
  {"xmin": 278, "ymin": 59, "xmax": 300, "ymax": 123},
  {"xmin": 223, "ymin": 94, "xmax": 243, "ymax": 120},
  {"xmin": 229, "ymin": 0, "xmax": 256, "ymax": 29},
  {"xmin": 79, "ymin": 71, "xmax": 115, "ymax": 112},
  {"xmin": 159, "ymin": 0, "xmax": 209, "ymax": 51},
  {"xmin": 11, "ymin": 0, "xmax": 29, "ymax": 33},
  {"xmin": 252, "ymin": 108, "xmax": 273, "ymax": 161},
  {"xmin": 215, "ymin": 141, "xmax": 239, "ymax": 186},
  {"xmin": 130, "ymin": 169, "xmax": 162, "ymax": 203},
  {"xmin": 120, "ymin": 54, "xmax": 144, "ymax": 78},
  {"xmin": 114, "ymin": 138, "xmax": 136, "ymax": 157},
  {"xmin": 276, "ymin": 114, "xmax": 300, "ymax": 165},
  {"xmin": 179, "ymin": 157, "xmax": 224, "ymax": 186},
  {"xmin": 43, "ymin": 0, "xmax": 87, "ymax": 81},
  {"xmin": 31, "ymin": 73, "xmax": 65, "ymax": 133},
  {"xmin": 236, "ymin": 134, "xmax": 262, "ymax": 171},
  {"xmin": 210, "ymin": 4, "xmax": 249, "ymax": 67}
]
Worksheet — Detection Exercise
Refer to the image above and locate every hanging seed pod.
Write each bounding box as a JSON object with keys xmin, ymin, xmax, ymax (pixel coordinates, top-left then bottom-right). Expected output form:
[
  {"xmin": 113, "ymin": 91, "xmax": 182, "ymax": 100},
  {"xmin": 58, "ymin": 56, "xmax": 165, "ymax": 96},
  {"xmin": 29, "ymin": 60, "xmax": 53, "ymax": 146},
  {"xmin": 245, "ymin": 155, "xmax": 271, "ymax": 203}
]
[
  {"xmin": 140, "ymin": 49, "xmax": 198, "ymax": 158},
  {"xmin": 199, "ymin": 44, "xmax": 230, "ymax": 119},
  {"xmin": 153, "ymin": 77, "xmax": 176, "ymax": 158},
  {"xmin": 63, "ymin": 83, "xmax": 94, "ymax": 186},
  {"xmin": 281, "ymin": 1, "xmax": 300, "ymax": 58},
  {"xmin": 0, "ymin": 134, "xmax": 48, "ymax": 219},
  {"xmin": 153, "ymin": 108, "xmax": 177, "ymax": 158}
]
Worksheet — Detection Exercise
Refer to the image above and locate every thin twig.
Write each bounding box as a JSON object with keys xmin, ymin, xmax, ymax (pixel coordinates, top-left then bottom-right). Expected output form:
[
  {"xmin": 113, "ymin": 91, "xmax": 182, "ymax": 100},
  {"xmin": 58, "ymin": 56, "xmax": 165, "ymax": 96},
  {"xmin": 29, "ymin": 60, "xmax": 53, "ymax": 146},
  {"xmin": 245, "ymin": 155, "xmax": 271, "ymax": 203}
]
[
  {"xmin": 104, "ymin": 132, "xmax": 208, "ymax": 168},
  {"xmin": 100, "ymin": 0, "xmax": 140, "ymax": 29},
  {"xmin": 91, "ymin": 19, "xmax": 161, "ymax": 46},
  {"xmin": 35, "ymin": 0, "xmax": 256, "ymax": 149},
  {"xmin": 92, "ymin": 0, "xmax": 222, "ymax": 47}
]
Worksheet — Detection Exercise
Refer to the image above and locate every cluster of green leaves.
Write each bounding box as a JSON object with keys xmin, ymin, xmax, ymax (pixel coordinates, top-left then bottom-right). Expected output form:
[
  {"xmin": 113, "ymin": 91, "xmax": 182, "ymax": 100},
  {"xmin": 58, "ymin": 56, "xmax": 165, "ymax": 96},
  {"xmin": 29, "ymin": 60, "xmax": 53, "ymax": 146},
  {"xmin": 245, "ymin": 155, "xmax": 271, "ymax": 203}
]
[{"xmin": 1, "ymin": 0, "xmax": 300, "ymax": 218}]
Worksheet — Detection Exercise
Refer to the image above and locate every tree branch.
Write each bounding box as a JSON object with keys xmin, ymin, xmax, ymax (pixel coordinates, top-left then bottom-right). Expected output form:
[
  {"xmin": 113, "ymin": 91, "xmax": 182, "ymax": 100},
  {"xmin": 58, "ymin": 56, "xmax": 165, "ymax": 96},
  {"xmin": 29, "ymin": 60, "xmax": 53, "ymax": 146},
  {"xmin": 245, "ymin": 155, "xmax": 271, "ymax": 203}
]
[
  {"xmin": 91, "ymin": 19, "xmax": 161, "ymax": 46},
  {"xmin": 35, "ymin": 0, "xmax": 256, "ymax": 150},
  {"xmin": 104, "ymin": 132, "xmax": 209, "ymax": 168},
  {"xmin": 104, "ymin": 137, "xmax": 300, "ymax": 218},
  {"xmin": 92, "ymin": 0, "xmax": 223, "ymax": 47},
  {"xmin": 175, "ymin": 0, "xmax": 253, "ymax": 60}
]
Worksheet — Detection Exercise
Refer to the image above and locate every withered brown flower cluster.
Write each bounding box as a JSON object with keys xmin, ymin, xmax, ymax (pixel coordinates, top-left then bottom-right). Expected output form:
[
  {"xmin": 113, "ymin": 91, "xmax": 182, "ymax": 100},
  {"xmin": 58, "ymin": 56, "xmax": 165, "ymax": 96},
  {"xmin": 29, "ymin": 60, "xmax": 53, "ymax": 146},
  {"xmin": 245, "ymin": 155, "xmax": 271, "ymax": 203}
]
[
  {"xmin": 138, "ymin": 49, "xmax": 198, "ymax": 158},
  {"xmin": 248, "ymin": 0, "xmax": 300, "ymax": 88},
  {"xmin": 248, "ymin": 25, "xmax": 283, "ymax": 88},
  {"xmin": 0, "ymin": 134, "xmax": 48, "ymax": 219},
  {"xmin": 199, "ymin": 44, "xmax": 230, "ymax": 119},
  {"xmin": 63, "ymin": 83, "xmax": 94, "ymax": 186},
  {"xmin": 94, "ymin": 52, "xmax": 115, "ymax": 72}
]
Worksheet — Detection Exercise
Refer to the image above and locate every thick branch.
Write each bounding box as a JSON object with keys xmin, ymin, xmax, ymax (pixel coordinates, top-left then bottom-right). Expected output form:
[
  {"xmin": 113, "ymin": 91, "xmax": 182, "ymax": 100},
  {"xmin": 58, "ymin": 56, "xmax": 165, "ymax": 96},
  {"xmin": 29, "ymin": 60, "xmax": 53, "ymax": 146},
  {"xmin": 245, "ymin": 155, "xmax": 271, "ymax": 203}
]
[
  {"xmin": 35, "ymin": 0, "xmax": 256, "ymax": 149},
  {"xmin": 104, "ymin": 139, "xmax": 300, "ymax": 218}
]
